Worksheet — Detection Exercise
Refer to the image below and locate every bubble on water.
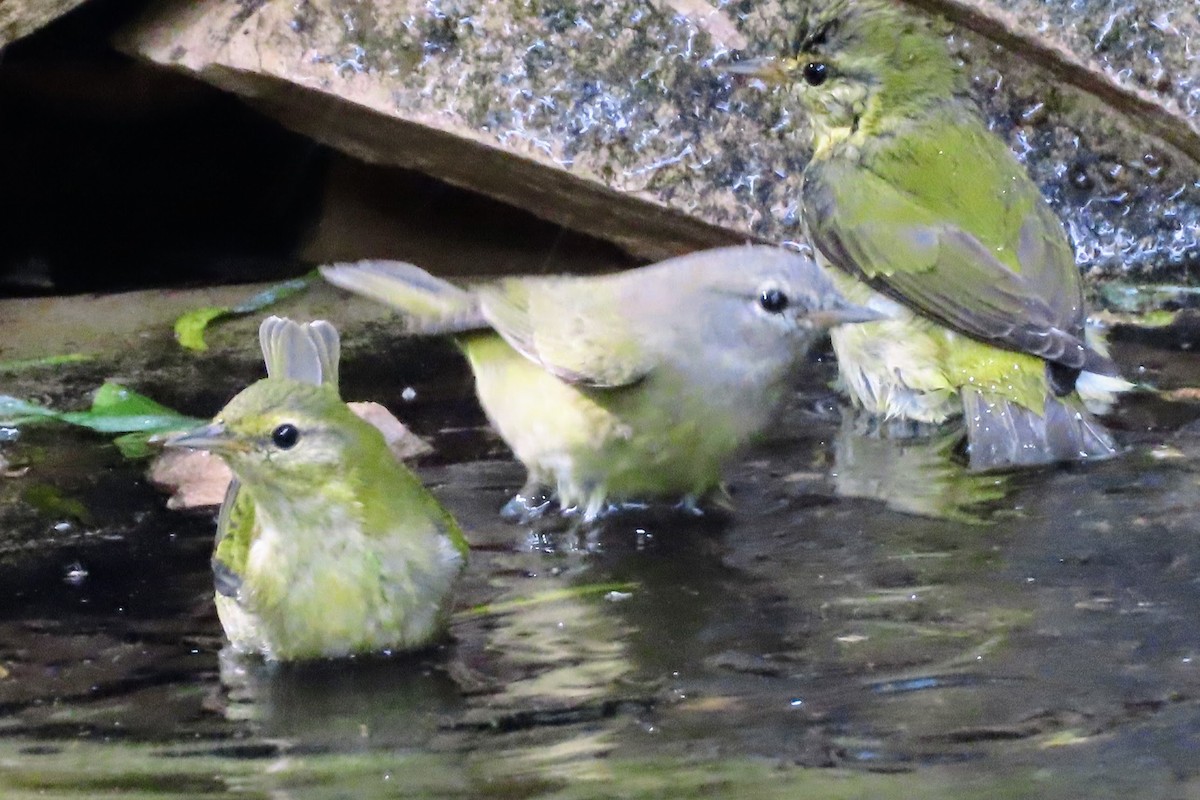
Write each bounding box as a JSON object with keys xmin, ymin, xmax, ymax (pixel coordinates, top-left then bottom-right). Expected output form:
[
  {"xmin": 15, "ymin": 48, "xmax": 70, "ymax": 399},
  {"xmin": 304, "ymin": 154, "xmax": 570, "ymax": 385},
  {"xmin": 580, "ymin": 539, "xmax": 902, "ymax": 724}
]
[{"xmin": 63, "ymin": 562, "xmax": 88, "ymax": 586}]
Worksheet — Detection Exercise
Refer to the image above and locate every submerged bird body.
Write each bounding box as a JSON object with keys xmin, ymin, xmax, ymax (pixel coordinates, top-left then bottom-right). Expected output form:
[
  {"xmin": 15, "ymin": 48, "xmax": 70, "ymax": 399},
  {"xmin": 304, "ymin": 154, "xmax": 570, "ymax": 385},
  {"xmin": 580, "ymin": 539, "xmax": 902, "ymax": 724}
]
[
  {"xmin": 323, "ymin": 246, "xmax": 878, "ymax": 519},
  {"xmin": 168, "ymin": 317, "xmax": 465, "ymax": 661},
  {"xmin": 739, "ymin": 0, "xmax": 1127, "ymax": 468}
]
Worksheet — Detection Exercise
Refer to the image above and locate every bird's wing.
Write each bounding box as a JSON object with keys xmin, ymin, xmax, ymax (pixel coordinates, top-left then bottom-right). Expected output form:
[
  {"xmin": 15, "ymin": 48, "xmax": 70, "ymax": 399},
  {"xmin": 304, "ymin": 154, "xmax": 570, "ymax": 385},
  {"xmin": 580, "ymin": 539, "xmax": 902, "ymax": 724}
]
[
  {"xmin": 212, "ymin": 478, "xmax": 252, "ymax": 598},
  {"xmin": 475, "ymin": 277, "xmax": 653, "ymax": 388},
  {"xmin": 321, "ymin": 260, "xmax": 489, "ymax": 335},
  {"xmin": 258, "ymin": 316, "xmax": 342, "ymax": 388},
  {"xmin": 804, "ymin": 141, "xmax": 1115, "ymax": 375}
]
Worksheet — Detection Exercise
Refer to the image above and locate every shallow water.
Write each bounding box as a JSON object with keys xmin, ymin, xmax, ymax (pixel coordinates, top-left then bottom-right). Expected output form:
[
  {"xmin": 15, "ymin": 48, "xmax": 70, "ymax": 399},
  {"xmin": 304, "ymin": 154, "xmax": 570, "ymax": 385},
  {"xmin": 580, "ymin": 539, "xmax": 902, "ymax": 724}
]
[{"xmin": 5, "ymin": 331, "xmax": 1200, "ymax": 798}]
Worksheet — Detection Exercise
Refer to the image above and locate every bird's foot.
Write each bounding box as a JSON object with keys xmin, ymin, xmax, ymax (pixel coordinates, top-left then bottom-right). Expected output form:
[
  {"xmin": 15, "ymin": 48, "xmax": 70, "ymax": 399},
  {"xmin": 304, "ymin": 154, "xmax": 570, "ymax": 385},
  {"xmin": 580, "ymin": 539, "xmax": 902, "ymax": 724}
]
[
  {"xmin": 562, "ymin": 500, "xmax": 635, "ymax": 523},
  {"xmin": 500, "ymin": 485, "xmax": 556, "ymax": 524},
  {"xmin": 696, "ymin": 483, "xmax": 736, "ymax": 514}
]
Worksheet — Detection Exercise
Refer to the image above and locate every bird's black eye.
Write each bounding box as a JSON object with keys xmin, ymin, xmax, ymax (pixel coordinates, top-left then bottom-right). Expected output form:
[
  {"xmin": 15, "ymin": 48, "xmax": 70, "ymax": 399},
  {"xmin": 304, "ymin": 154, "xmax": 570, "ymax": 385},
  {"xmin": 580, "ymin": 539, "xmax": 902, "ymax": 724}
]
[
  {"xmin": 271, "ymin": 423, "xmax": 300, "ymax": 449},
  {"xmin": 759, "ymin": 289, "xmax": 789, "ymax": 313},
  {"xmin": 802, "ymin": 61, "xmax": 828, "ymax": 86}
]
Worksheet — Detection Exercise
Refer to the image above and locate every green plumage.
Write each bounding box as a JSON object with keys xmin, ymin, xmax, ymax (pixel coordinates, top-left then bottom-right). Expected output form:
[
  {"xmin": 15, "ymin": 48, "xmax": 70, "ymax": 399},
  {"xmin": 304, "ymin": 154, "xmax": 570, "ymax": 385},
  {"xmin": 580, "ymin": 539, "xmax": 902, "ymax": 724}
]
[
  {"xmin": 747, "ymin": 0, "xmax": 1127, "ymax": 468},
  {"xmin": 168, "ymin": 317, "xmax": 465, "ymax": 661}
]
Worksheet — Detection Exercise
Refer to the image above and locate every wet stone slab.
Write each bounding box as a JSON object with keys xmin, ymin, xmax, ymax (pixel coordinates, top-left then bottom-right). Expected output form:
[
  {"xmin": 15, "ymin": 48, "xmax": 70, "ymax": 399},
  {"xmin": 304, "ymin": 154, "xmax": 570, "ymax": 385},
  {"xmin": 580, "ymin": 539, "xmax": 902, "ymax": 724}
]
[
  {"xmin": 119, "ymin": 0, "xmax": 1200, "ymax": 288},
  {"xmin": 5, "ymin": 286, "xmax": 1200, "ymax": 795},
  {"xmin": 0, "ymin": 0, "xmax": 91, "ymax": 47}
]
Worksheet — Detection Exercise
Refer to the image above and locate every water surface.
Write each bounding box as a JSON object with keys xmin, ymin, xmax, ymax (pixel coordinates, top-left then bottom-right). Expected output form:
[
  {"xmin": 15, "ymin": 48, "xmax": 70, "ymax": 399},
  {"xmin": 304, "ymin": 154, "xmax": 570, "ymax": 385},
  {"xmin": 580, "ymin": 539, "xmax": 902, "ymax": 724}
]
[{"xmin": 4, "ymin": 333, "xmax": 1200, "ymax": 798}]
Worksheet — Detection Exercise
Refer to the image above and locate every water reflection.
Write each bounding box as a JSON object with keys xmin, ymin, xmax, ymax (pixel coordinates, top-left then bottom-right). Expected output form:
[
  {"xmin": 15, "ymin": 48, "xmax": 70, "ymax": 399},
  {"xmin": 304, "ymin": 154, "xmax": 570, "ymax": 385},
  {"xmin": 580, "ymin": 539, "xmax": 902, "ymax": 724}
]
[{"xmin": 832, "ymin": 411, "xmax": 1017, "ymax": 522}]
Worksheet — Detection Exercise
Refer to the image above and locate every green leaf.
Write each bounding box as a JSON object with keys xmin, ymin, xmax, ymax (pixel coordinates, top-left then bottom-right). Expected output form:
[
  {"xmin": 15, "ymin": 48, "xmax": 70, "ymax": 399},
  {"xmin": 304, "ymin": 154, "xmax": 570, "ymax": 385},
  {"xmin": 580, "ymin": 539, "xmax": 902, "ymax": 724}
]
[
  {"xmin": 21, "ymin": 484, "xmax": 93, "ymax": 525},
  {"xmin": 0, "ymin": 383, "xmax": 204, "ymax": 459},
  {"xmin": 174, "ymin": 307, "xmax": 229, "ymax": 352},
  {"xmin": 0, "ymin": 354, "xmax": 92, "ymax": 374},
  {"xmin": 174, "ymin": 274, "xmax": 315, "ymax": 352},
  {"xmin": 112, "ymin": 432, "xmax": 159, "ymax": 460},
  {"xmin": 0, "ymin": 396, "xmax": 60, "ymax": 423},
  {"xmin": 92, "ymin": 381, "xmax": 179, "ymax": 416},
  {"xmin": 230, "ymin": 276, "xmax": 314, "ymax": 314}
]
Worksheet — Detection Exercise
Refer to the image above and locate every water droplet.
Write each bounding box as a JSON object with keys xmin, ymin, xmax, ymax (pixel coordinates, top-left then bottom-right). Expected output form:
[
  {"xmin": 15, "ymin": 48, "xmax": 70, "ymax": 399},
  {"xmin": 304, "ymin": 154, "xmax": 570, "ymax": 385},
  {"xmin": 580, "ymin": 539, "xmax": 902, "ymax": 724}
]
[
  {"xmin": 63, "ymin": 562, "xmax": 88, "ymax": 586},
  {"xmin": 1069, "ymin": 164, "xmax": 1094, "ymax": 191}
]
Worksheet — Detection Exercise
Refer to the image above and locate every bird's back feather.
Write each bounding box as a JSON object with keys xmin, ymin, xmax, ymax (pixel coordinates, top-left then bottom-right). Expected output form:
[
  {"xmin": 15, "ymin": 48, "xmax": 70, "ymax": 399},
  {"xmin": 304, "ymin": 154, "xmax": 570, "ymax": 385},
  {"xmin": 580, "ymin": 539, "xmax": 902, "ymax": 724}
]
[
  {"xmin": 806, "ymin": 120, "xmax": 1114, "ymax": 376},
  {"xmin": 323, "ymin": 259, "xmax": 654, "ymax": 387}
]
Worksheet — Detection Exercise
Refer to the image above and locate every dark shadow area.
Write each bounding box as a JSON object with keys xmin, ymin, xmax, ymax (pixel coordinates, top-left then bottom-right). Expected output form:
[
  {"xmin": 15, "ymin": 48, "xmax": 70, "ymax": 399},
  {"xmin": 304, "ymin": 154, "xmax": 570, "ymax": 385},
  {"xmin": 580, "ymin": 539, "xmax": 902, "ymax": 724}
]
[{"xmin": 0, "ymin": 0, "xmax": 633, "ymax": 297}]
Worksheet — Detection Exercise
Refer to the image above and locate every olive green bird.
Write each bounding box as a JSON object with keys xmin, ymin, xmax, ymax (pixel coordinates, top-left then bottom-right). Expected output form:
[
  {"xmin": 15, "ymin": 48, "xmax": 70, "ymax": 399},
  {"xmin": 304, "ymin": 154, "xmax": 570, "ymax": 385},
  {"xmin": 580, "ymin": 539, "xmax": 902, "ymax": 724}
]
[
  {"xmin": 322, "ymin": 245, "xmax": 880, "ymax": 521},
  {"xmin": 165, "ymin": 316, "xmax": 466, "ymax": 661},
  {"xmin": 734, "ymin": 0, "xmax": 1129, "ymax": 469}
]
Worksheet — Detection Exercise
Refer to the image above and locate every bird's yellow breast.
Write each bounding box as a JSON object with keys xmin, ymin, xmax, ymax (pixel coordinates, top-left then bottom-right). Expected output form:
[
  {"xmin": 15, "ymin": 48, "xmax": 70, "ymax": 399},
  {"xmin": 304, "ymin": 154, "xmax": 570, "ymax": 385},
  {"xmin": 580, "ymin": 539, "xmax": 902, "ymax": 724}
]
[
  {"xmin": 228, "ymin": 493, "xmax": 460, "ymax": 660},
  {"xmin": 827, "ymin": 273, "xmax": 1049, "ymax": 422},
  {"xmin": 460, "ymin": 333, "xmax": 759, "ymax": 515}
]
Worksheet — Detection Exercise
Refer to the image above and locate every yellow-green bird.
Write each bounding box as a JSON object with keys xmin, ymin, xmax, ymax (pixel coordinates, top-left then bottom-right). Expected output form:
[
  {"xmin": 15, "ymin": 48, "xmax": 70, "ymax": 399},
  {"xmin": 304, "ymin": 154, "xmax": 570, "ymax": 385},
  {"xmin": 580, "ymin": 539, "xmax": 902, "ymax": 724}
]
[
  {"xmin": 734, "ymin": 0, "xmax": 1129, "ymax": 469},
  {"xmin": 322, "ymin": 245, "xmax": 880, "ymax": 521},
  {"xmin": 165, "ymin": 316, "xmax": 466, "ymax": 661}
]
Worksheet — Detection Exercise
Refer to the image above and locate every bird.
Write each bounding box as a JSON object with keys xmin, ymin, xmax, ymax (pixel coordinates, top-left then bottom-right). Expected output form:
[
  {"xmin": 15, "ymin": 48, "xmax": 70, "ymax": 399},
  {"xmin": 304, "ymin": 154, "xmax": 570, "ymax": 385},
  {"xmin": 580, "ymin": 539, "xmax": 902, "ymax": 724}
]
[
  {"xmin": 322, "ymin": 244, "xmax": 880, "ymax": 521},
  {"xmin": 730, "ymin": 0, "xmax": 1129, "ymax": 469},
  {"xmin": 165, "ymin": 316, "xmax": 466, "ymax": 661}
]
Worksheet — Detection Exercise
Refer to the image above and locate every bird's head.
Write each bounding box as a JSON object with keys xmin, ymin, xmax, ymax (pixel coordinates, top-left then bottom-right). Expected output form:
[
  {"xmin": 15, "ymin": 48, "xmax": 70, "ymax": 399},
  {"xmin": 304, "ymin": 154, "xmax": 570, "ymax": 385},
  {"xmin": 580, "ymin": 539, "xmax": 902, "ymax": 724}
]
[
  {"xmin": 730, "ymin": 0, "xmax": 961, "ymax": 147},
  {"xmin": 166, "ymin": 379, "xmax": 363, "ymax": 494},
  {"xmin": 647, "ymin": 245, "xmax": 882, "ymax": 381}
]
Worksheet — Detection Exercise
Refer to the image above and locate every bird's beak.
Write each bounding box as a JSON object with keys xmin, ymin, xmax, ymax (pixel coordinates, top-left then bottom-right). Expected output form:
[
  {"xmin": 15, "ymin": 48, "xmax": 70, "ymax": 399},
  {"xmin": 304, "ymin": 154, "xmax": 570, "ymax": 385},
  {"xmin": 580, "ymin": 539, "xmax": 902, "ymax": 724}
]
[
  {"xmin": 805, "ymin": 301, "xmax": 887, "ymax": 329},
  {"xmin": 725, "ymin": 56, "xmax": 791, "ymax": 86},
  {"xmin": 163, "ymin": 422, "xmax": 243, "ymax": 453}
]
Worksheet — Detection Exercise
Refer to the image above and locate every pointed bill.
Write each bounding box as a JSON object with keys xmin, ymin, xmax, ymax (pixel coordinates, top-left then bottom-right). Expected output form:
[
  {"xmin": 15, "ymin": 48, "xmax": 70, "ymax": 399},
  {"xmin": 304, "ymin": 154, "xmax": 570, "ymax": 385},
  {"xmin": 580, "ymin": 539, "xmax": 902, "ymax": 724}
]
[
  {"xmin": 724, "ymin": 56, "xmax": 792, "ymax": 85},
  {"xmin": 163, "ymin": 422, "xmax": 246, "ymax": 453},
  {"xmin": 805, "ymin": 300, "xmax": 887, "ymax": 329}
]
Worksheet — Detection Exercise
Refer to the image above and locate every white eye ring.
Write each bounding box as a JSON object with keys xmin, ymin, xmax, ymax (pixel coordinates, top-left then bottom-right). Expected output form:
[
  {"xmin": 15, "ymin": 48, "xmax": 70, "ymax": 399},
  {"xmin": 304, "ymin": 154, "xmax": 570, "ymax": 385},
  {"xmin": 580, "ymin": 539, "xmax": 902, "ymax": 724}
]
[{"xmin": 758, "ymin": 288, "xmax": 790, "ymax": 313}]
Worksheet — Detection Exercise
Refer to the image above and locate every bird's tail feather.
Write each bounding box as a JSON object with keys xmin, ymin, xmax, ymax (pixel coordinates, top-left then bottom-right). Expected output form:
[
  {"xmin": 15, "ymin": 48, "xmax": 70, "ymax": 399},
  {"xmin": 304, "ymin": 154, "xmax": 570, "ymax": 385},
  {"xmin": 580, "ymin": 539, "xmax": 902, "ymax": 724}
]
[
  {"xmin": 962, "ymin": 388, "xmax": 1117, "ymax": 470},
  {"xmin": 321, "ymin": 259, "xmax": 485, "ymax": 335},
  {"xmin": 259, "ymin": 316, "xmax": 340, "ymax": 388}
]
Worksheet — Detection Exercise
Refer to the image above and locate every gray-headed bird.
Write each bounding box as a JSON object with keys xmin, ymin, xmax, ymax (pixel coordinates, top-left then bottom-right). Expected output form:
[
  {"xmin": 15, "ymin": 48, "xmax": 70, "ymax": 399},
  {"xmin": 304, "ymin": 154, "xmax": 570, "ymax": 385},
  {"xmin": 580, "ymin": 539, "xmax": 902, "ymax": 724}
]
[{"xmin": 322, "ymin": 245, "xmax": 880, "ymax": 521}]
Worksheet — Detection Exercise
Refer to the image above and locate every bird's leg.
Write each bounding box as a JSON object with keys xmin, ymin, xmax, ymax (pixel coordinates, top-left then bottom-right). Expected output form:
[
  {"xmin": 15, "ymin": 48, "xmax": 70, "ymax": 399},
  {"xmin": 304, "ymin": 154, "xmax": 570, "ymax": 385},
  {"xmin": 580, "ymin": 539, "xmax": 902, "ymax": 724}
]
[
  {"xmin": 696, "ymin": 483, "xmax": 736, "ymax": 514},
  {"xmin": 674, "ymin": 495, "xmax": 706, "ymax": 516}
]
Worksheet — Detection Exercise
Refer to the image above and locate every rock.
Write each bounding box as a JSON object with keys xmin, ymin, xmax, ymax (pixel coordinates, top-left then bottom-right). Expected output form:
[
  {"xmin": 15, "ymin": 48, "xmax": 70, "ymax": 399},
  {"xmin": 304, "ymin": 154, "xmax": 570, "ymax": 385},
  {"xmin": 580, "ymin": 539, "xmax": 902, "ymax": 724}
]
[
  {"xmin": 119, "ymin": 0, "xmax": 1200, "ymax": 289},
  {"xmin": 0, "ymin": 0, "xmax": 89, "ymax": 47},
  {"xmin": 296, "ymin": 152, "xmax": 633, "ymax": 276},
  {"xmin": 118, "ymin": 0, "xmax": 749, "ymax": 262},
  {"xmin": 149, "ymin": 449, "xmax": 233, "ymax": 510},
  {"xmin": 346, "ymin": 401, "xmax": 433, "ymax": 461},
  {"xmin": 911, "ymin": 0, "xmax": 1200, "ymax": 165}
]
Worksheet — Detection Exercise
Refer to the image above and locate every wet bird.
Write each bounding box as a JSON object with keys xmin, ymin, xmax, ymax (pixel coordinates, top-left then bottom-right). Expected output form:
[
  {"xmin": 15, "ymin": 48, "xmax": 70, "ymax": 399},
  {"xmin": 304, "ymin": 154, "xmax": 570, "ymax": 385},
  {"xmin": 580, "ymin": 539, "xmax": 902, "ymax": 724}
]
[
  {"xmin": 732, "ymin": 0, "xmax": 1129, "ymax": 469},
  {"xmin": 322, "ymin": 245, "xmax": 879, "ymax": 521},
  {"xmin": 166, "ymin": 316, "xmax": 466, "ymax": 661}
]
